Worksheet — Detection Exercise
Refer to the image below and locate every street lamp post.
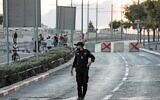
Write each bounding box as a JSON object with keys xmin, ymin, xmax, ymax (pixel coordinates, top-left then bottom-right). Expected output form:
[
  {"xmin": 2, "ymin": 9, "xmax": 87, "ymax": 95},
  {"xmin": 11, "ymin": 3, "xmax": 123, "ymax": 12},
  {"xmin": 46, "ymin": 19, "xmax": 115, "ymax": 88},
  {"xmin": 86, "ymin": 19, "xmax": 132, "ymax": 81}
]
[
  {"xmin": 81, "ymin": 0, "xmax": 84, "ymax": 41},
  {"xmin": 96, "ymin": 0, "xmax": 98, "ymax": 43},
  {"xmin": 111, "ymin": 4, "xmax": 113, "ymax": 41},
  {"xmin": 87, "ymin": 1, "xmax": 90, "ymax": 41},
  {"xmin": 35, "ymin": 0, "xmax": 39, "ymax": 60},
  {"xmin": 121, "ymin": 0, "xmax": 123, "ymax": 40},
  {"xmin": 71, "ymin": 0, "xmax": 73, "ymax": 7},
  {"xmin": 5, "ymin": 0, "xmax": 9, "ymax": 64},
  {"xmin": 56, "ymin": 0, "xmax": 58, "ymax": 7},
  {"xmin": 137, "ymin": 0, "xmax": 140, "ymax": 43}
]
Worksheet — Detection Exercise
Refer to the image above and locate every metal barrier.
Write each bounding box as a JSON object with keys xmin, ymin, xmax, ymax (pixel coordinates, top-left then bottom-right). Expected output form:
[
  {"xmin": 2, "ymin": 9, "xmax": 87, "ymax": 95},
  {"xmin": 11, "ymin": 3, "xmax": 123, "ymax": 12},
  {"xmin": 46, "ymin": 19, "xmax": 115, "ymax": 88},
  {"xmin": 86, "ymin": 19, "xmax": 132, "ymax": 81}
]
[{"xmin": 0, "ymin": 42, "xmax": 32, "ymax": 54}]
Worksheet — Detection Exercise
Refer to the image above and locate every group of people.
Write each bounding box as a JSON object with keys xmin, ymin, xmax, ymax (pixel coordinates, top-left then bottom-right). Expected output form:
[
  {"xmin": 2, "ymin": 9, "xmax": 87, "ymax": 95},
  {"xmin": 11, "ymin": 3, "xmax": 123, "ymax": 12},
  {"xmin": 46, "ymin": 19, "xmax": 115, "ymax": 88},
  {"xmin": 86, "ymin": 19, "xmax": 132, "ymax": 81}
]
[{"xmin": 34, "ymin": 34, "xmax": 68, "ymax": 52}]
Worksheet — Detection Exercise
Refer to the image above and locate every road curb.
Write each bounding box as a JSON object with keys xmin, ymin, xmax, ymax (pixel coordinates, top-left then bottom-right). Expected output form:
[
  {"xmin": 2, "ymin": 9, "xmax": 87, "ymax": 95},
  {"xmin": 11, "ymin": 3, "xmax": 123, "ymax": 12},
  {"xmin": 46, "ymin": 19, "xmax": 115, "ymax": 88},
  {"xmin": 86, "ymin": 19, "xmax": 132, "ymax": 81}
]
[
  {"xmin": 140, "ymin": 48, "xmax": 160, "ymax": 56},
  {"xmin": 0, "ymin": 58, "xmax": 73, "ymax": 97}
]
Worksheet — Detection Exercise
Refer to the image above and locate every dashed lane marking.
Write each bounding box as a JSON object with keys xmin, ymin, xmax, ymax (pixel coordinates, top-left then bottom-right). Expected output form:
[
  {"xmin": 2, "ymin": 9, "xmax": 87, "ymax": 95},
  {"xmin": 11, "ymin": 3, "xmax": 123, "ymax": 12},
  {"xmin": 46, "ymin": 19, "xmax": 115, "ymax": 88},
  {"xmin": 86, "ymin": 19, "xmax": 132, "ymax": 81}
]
[{"xmin": 103, "ymin": 54, "xmax": 129, "ymax": 100}]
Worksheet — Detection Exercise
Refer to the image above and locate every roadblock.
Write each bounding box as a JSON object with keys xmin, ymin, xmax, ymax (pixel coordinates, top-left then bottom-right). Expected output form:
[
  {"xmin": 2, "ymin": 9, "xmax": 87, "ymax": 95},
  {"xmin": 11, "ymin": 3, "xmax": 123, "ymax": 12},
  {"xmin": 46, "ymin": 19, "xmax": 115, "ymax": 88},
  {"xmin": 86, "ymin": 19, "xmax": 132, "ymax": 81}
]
[
  {"xmin": 101, "ymin": 42, "xmax": 111, "ymax": 52},
  {"xmin": 95, "ymin": 43, "xmax": 101, "ymax": 52},
  {"xmin": 129, "ymin": 42, "xmax": 140, "ymax": 52},
  {"xmin": 113, "ymin": 42, "xmax": 124, "ymax": 52},
  {"xmin": 85, "ymin": 42, "xmax": 95, "ymax": 52}
]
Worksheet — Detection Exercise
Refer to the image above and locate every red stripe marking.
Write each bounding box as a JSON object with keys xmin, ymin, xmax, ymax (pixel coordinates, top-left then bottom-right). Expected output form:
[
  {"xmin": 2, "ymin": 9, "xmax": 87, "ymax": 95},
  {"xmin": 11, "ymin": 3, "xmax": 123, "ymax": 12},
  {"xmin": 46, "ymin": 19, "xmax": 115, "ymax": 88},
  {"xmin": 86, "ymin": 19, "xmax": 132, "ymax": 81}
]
[
  {"xmin": 131, "ymin": 43, "xmax": 139, "ymax": 50},
  {"xmin": 8, "ymin": 88, "xmax": 15, "ymax": 94},
  {"xmin": 102, "ymin": 43, "xmax": 111, "ymax": 50}
]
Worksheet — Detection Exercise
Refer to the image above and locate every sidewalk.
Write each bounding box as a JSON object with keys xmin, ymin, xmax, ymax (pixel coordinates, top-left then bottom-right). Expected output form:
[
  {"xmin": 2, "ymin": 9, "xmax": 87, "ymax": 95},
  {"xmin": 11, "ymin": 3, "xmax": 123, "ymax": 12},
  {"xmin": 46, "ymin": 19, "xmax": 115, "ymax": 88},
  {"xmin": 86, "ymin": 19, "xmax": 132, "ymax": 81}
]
[
  {"xmin": 141, "ymin": 42, "xmax": 160, "ymax": 56},
  {"xmin": 0, "ymin": 58, "xmax": 73, "ymax": 97}
]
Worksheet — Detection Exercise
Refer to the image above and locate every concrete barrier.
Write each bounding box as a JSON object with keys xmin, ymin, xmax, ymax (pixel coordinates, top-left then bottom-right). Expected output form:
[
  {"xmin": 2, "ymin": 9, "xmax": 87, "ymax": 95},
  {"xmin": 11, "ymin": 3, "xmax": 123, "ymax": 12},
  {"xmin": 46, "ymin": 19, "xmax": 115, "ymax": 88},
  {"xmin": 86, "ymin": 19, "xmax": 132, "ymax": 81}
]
[
  {"xmin": 129, "ymin": 42, "xmax": 140, "ymax": 52},
  {"xmin": 113, "ymin": 42, "xmax": 124, "ymax": 52},
  {"xmin": 85, "ymin": 42, "xmax": 95, "ymax": 52},
  {"xmin": 95, "ymin": 43, "xmax": 101, "ymax": 52},
  {"xmin": 101, "ymin": 42, "xmax": 111, "ymax": 52}
]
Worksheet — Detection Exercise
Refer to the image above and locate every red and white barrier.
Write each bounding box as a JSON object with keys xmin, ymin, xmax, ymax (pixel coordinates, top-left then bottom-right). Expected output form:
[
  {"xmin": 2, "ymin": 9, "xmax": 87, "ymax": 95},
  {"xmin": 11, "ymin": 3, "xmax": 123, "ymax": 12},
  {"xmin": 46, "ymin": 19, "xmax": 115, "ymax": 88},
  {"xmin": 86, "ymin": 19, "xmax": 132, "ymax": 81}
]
[
  {"xmin": 129, "ymin": 42, "xmax": 140, "ymax": 52},
  {"xmin": 101, "ymin": 42, "xmax": 111, "ymax": 52}
]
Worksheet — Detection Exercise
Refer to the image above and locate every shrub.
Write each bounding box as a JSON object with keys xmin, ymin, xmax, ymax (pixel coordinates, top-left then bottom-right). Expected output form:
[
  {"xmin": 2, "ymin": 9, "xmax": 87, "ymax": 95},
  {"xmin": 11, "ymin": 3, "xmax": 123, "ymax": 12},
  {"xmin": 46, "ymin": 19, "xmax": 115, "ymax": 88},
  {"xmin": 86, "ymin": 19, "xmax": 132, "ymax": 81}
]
[{"xmin": 0, "ymin": 47, "xmax": 73, "ymax": 88}]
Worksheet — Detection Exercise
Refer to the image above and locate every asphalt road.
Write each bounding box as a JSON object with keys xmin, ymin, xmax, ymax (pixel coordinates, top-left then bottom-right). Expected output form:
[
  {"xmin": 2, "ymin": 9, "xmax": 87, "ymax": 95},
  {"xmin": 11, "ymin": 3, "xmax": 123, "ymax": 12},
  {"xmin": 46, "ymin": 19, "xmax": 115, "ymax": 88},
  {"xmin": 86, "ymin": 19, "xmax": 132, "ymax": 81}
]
[{"xmin": 1, "ymin": 44, "xmax": 160, "ymax": 100}]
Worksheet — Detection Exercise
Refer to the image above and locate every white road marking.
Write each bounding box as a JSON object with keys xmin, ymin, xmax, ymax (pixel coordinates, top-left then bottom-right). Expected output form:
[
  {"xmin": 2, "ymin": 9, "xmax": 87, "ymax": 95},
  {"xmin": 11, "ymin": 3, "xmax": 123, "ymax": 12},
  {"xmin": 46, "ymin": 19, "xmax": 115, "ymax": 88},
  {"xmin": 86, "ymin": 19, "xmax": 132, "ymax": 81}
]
[
  {"xmin": 136, "ymin": 64, "xmax": 160, "ymax": 67},
  {"xmin": 103, "ymin": 95, "xmax": 113, "ymax": 100},
  {"xmin": 62, "ymin": 96, "xmax": 77, "ymax": 100},
  {"xmin": 138, "ymin": 53, "xmax": 146, "ymax": 57},
  {"xmin": 103, "ymin": 54, "xmax": 129, "ymax": 100},
  {"xmin": 126, "ymin": 64, "xmax": 129, "ymax": 67}
]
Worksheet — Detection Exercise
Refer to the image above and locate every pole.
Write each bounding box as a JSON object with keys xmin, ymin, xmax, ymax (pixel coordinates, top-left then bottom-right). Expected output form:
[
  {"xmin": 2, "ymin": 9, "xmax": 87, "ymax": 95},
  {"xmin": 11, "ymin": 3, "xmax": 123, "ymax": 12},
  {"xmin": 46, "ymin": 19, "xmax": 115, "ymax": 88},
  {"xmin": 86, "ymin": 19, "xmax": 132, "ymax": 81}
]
[
  {"xmin": 71, "ymin": 0, "xmax": 72, "ymax": 7},
  {"xmin": 120, "ymin": 0, "xmax": 123, "ymax": 40},
  {"xmin": 81, "ymin": 0, "xmax": 84, "ymax": 41},
  {"xmin": 143, "ymin": 28, "xmax": 145, "ymax": 46},
  {"xmin": 96, "ymin": 0, "xmax": 98, "ymax": 43},
  {"xmin": 35, "ymin": 0, "xmax": 39, "ymax": 60},
  {"xmin": 111, "ymin": 4, "xmax": 113, "ymax": 41},
  {"xmin": 71, "ymin": 0, "xmax": 73, "ymax": 47},
  {"xmin": 56, "ymin": 0, "xmax": 58, "ymax": 35},
  {"xmin": 87, "ymin": 1, "xmax": 89, "ymax": 41},
  {"xmin": 5, "ymin": 0, "xmax": 9, "ymax": 64},
  {"xmin": 56, "ymin": 0, "xmax": 58, "ymax": 7},
  {"xmin": 137, "ymin": 0, "xmax": 140, "ymax": 43}
]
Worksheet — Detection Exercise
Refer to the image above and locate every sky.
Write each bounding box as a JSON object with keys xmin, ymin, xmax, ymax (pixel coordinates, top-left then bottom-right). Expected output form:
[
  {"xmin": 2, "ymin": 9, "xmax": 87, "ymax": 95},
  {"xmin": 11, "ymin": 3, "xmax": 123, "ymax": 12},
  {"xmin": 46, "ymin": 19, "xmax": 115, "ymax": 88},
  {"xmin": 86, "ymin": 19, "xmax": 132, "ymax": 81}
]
[
  {"xmin": 41, "ymin": 0, "xmax": 136, "ymax": 30},
  {"xmin": 0, "ymin": 0, "xmax": 138, "ymax": 30}
]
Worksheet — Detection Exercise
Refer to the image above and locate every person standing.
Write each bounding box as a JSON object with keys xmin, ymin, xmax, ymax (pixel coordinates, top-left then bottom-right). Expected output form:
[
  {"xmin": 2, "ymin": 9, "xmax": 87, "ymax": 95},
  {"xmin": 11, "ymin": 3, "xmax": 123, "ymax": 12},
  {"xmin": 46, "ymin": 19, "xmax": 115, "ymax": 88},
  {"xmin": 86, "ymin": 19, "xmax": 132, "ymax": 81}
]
[
  {"xmin": 71, "ymin": 42, "xmax": 95, "ymax": 100},
  {"xmin": 13, "ymin": 32, "xmax": 18, "ymax": 43},
  {"xmin": 46, "ymin": 36, "xmax": 53, "ymax": 50},
  {"xmin": 54, "ymin": 34, "xmax": 58, "ymax": 47}
]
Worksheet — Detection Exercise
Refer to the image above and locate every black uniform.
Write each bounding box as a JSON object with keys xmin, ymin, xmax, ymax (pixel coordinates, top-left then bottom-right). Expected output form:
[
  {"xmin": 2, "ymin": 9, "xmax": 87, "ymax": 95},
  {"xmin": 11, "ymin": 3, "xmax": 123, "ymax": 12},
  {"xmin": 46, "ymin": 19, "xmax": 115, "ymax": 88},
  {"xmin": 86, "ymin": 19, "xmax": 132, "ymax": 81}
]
[{"xmin": 72, "ymin": 49, "xmax": 95, "ymax": 98}]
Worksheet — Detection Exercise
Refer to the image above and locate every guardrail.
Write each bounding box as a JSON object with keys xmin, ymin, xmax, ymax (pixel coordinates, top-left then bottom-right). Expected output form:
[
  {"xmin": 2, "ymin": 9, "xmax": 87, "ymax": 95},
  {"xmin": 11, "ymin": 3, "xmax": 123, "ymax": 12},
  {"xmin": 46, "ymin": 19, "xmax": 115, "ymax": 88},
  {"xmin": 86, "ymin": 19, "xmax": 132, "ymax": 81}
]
[{"xmin": 0, "ymin": 42, "xmax": 32, "ymax": 54}]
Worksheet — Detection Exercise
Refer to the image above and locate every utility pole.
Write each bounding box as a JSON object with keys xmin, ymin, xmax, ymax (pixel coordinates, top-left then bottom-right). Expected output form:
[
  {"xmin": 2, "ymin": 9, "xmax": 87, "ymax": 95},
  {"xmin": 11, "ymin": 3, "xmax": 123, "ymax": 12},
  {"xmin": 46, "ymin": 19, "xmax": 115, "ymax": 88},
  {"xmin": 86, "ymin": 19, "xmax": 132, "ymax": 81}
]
[
  {"xmin": 96, "ymin": 0, "xmax": 98, "ymax": 43},
  {"xmin": 35, "ymin": 0, "xmax": 39, "ymax": 60},
  {"xmin": 81, "ymin": 0, "xmax": 84, "ymax": 41},
  {"xmin": 87, "ymin": 1, "xmax": 90, "ymax": 41},
  {"xmin": 120, "ymin": 0, "xmax": 123, "ymax": 40},
  {"xmin": 56, "ymin": 0, "xmax": 58, "ymax": 35},
  {"xmin": 5, "ymin": 0, "xmax": 9, "ymax": 64},
  {"xmin": 111, "ymin": 4, "xmax": 113, "ymax": 41},
  {"xmin": 56, "ymin": 0, "xmax": 58, "ymax": 7},
  {"xmin": 71, "ymin": 0, "xmax": 73, "ymax": 47},
  {"xmin": 71, "ymin": 0, "xmax": 73, "ymax": 7},
  {"xmin": 137, "ymin": 0, "xmax": 140, "ymax": 43}
]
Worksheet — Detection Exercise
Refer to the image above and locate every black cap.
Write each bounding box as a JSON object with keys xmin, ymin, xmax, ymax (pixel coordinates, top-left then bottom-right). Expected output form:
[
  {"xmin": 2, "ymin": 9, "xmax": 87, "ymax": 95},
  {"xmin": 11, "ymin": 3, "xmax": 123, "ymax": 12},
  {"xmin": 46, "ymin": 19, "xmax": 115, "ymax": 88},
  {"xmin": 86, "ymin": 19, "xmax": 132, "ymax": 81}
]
[{"xmin": 74, "ymin": 42, "xmax": 84, "ymax": 47}]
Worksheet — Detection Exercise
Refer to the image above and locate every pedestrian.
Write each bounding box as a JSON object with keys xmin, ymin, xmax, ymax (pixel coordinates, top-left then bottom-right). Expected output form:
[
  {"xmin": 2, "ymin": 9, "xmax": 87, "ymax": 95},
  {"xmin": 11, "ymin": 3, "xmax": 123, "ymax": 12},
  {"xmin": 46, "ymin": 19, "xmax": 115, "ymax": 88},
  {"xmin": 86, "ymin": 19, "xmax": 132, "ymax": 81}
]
[
  {"xmin": 12, "ymin": 42, "xmax": 20, "ymax": 61},
  {"xmin": 13, "ymin": 32, "xmax": 18, "ymax": 43},
  {"xmin": 59, "ymin": 34, "xmax": 64, "ymax": 46},
  {"xmin": 46, "ymin": 36, "xmax": 53, "ymax": 50},
  {"xmin": 54, "ymin": 34, "xmax": 58, "ymax": 47},
  {"xmin": 63, "ymin": 34, "xmax": 68, "ymax": 46},
  {"xmin": 71, "ymin": 42, "xmax": 95, "ymax": 100}
]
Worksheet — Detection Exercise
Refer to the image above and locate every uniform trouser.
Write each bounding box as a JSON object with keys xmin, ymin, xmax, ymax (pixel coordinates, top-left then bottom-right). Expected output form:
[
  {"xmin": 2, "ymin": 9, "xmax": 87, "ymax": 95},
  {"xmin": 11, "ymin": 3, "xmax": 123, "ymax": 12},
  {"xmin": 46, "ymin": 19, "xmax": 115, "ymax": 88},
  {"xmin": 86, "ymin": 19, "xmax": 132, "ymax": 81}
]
[{"xmin": 76, "ymin": 68, "xmax": 89, "ymax": 98}]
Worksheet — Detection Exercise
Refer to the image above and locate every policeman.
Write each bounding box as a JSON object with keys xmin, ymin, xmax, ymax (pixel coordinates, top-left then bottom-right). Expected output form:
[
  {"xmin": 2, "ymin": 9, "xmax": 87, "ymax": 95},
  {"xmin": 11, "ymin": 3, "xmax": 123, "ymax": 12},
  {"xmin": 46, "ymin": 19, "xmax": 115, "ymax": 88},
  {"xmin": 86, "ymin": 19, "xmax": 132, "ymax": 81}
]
[{"xmin": 71, "ymin": 42, "xmax": 95, "ymax": 100}]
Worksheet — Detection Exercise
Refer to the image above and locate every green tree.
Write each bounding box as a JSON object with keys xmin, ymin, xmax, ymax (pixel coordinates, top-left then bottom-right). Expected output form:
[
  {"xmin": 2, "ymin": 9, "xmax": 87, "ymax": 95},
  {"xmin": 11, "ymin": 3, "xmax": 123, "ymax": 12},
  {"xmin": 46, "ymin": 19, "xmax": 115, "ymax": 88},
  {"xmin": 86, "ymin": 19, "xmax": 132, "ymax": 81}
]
[
  {"xmin": 124, "ymin": 0, "xmax": 160, "ymax": 43},
  {"xmin": 88, "ymin": 21, "xmax": 95, "ymax": 32},
  {"xmin": 122, "ymin": 21, "xmax": 131, "ymax": 34},
  {"xmin": 109, "ymin": 20, "xmax": 121, "ymax": 31},
  {"xmin": 124, "ymin": 3, "xmax": 147, "ymax": 43}
]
